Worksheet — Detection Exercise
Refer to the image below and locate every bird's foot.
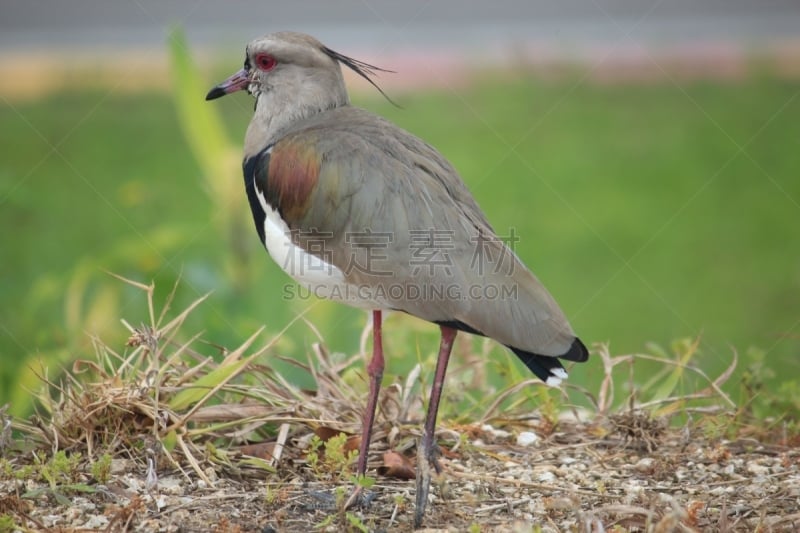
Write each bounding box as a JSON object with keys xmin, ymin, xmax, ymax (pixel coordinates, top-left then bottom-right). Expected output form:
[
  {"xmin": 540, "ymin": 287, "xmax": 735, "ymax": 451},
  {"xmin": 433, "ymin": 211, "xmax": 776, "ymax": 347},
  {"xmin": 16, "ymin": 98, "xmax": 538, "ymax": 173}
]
[
  {"xmin": 304, "ymin": 485, "xmax": 376, "ymax": 513},
  {"xmin": 413, "ymin": 439, "xmax": 443, "ymax": 528},
  {"xmin": 343, "ymin": 484, "xmax": 377, "ymax": 510}
]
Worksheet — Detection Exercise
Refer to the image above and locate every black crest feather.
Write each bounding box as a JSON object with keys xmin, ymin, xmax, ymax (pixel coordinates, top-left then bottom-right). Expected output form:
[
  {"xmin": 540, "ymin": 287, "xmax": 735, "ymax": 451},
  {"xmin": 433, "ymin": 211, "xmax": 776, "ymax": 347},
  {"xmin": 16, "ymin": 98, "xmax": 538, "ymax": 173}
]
[{"xmin": 322, "ymin": 46, "xmax": 400, "ymax": 108}]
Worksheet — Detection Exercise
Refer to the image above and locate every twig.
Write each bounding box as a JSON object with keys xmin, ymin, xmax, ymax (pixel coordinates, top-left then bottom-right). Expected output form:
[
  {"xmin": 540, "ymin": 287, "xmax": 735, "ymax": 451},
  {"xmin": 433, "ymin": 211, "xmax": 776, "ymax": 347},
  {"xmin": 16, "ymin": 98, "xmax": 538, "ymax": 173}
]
[
  {"xmin": 271, "ymin": 422, "xmax": 290, "ymax": 467},
  {"xmin": 475, "ymin": 498, "xmax": 529, "ymax": 514},
  {"xmin": 449, "ymin": 470, "xmax": 612, "ymax": 499}
]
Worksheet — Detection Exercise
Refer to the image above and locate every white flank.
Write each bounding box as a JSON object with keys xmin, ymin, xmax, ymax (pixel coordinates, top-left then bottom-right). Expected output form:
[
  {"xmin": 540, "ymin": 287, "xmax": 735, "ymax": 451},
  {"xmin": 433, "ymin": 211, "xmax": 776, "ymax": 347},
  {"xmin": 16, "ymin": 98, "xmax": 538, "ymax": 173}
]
[
  {"xmin": 253, "ymin": 186, "xmax": 342, "ymax": 282},
  {"xmin": 253, "ymin": 183, "xmax": 379, "ymax": 308}
]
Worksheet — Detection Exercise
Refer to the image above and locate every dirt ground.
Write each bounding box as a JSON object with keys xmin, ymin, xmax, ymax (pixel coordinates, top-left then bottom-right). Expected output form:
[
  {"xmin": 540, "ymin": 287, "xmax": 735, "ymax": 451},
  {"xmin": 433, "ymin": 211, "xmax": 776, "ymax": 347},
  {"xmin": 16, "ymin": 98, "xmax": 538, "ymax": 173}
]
[
  {"xmin": 1, "ymin": 292, "xmax": 796, "ymax": 532},
  {"xmin": 3, "ymin": 416, "xmax": 799, "ymax": 533}
]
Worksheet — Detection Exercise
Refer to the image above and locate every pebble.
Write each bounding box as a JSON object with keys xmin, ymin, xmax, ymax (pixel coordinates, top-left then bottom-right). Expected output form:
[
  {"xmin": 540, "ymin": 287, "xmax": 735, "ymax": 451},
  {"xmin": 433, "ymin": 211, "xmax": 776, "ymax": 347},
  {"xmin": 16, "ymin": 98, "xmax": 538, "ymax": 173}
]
[
  {"xmin": 159, "ymin": 476, "xmax": 184, "ymax": 496},
  {"xmin": 537, "ymin": 471, "xmax": 556, "ymax": 483},
  {"xmin": 516, "ymin": 431, "xmax": 539, "ymax": 446},
  {"xmin": 634, "ymin": 457, "xmax": 654, "ymax": 473},
  {"xmin": 110, "ymin": 458, "xmax": 131, "ymax": 474},
  {"xmin": 123, "ymin": 473, "xmax": 143, "ymax": 491},
  {"xmin": 64, "ymin": 506, "xmax": 82, "ymax": 524},
  {"xmin": 623, "ymin": 481, "xmax": 644, "ymax": 496},
  {"xmin": 482, "ymin": 423, "xmax": 512, "ymax": 439},
  {"xmin": 42, "ymin": 514, "xmax": 62, "ymax": 528},
  {"xmin": 746, "ymin": 462, "xmax": 769, "ymax": 476},
  {"xmin": 204, "ymin": 466, "xmax": 219, "ymax": 482},
  {"xmin": 156, "ymin": 495, "xmax": 168, "ymax": 510},
  {"xmin": 83, "ymin": 515, "xmax": 110, "ymax": 529},
  {"xmin": 709, "ymin": 486, "xmax": 734, "ymax": 496}
]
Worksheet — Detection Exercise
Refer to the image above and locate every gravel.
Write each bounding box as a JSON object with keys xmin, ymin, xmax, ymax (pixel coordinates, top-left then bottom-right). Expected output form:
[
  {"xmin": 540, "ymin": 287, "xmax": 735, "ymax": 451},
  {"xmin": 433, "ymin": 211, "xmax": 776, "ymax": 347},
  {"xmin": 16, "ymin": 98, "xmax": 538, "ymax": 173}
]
[{"xmin": 2, "ymin": 419, "xmax": 798, "ymax": 532}]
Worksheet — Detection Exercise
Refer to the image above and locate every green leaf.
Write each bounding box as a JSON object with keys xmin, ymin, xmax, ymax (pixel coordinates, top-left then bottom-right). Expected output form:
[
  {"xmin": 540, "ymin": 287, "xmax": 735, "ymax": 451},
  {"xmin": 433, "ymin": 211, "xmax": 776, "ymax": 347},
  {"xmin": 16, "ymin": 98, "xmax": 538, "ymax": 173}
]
[
  {"xmin": 167, "ymin": 358, "xmax": 250, "ymax": 411},
  {"xmin": 167, "ymin": 26, "xmax": 232, "ymax": 184},
  {"xmin": 162, "ymin": 430, "xmax": 178, "ymax": 453},
  {"xmin": 650, "ymin": 338, "xmax": 700, "ymax": 402},
  {"xmin": 345, "ymin": 512, "xmax": 369, "ymax": 533},
  {"xmin": 64, "ymin": 483, "xmax": 96, "ymax": 493},
  {"xmin": 52, "ymin": 491, "xmax": 72, "ymax": 506},
  {"xmin": 239, "ymin": 457, "xmax": 277, "ymax": 474}
]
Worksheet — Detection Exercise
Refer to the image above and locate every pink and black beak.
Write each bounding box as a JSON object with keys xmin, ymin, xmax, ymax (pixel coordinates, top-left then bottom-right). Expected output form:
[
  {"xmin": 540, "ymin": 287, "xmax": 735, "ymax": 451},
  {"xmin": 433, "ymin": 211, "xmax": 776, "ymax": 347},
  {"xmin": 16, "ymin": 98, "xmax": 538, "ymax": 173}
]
[{"xmin": 206, "ymin": 68, "xmax": 250, "ymax": 100}]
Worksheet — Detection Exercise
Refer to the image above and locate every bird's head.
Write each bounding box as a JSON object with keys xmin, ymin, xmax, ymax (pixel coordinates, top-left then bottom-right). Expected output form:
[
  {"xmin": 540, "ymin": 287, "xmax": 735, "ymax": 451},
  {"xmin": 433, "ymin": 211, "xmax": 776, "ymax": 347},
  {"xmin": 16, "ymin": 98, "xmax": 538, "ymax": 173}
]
[{"xmin": 206, "ymin": 32, "xmax": 393, "ymax": 137}]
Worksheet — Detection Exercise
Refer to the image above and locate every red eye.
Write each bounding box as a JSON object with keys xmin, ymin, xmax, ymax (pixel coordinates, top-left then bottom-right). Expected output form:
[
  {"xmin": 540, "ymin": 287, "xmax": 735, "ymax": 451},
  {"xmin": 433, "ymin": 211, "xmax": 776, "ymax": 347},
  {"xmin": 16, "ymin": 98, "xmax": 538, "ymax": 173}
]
[{"xmin": 255, "ymin": 53, "xmax": 277, "ymax": 71}]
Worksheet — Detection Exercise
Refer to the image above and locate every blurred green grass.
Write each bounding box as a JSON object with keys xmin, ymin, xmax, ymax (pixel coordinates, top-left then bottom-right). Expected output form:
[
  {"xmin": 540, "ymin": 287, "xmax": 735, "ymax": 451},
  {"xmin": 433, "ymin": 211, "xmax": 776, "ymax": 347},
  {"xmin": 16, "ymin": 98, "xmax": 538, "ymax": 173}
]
[{"xmin": 1, "ymin": 70, "xmax": 798, "ymax": 417}]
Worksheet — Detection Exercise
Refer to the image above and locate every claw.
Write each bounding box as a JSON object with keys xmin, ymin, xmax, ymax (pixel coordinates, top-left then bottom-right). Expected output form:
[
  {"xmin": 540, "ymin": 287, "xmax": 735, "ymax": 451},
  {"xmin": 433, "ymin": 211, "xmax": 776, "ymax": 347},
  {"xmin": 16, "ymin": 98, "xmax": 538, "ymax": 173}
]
[
  {"xmin": 344, "ymin": 485, "xmax": 377, "ymax": 510},
  {"xmin": 414, "ymin": 438, "xmax": 432, "ymax": 528},
  {"xmin": 344, "ymin": 485, "xmax": 362, "ymax": 510},
  {"xmin": 414, "ymin": 435, "xmax": 444, "ymax": 527},
  {"xmin": 414, "ymin": 326, "xmax": 457, "ymax": 528}
]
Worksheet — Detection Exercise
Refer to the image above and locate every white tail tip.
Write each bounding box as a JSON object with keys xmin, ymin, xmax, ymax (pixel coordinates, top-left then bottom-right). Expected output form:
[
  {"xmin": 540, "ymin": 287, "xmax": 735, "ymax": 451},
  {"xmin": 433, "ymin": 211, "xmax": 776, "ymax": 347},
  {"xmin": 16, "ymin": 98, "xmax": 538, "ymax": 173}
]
[{"xmin": 545, "ymin": 368, "xmax": 568, "ymax": 387}]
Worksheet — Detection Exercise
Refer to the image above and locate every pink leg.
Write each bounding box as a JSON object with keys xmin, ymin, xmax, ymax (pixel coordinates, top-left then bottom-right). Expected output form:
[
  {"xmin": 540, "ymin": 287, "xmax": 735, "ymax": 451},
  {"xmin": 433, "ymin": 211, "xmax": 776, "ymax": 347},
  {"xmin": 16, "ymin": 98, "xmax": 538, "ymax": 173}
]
[
  {"xmin": 356, "ymin": 310, "xmax": 384, "ymax": 477},
  {"xmin": 414, "ymin": 325, "xmax": 457, "ymax": 527}
]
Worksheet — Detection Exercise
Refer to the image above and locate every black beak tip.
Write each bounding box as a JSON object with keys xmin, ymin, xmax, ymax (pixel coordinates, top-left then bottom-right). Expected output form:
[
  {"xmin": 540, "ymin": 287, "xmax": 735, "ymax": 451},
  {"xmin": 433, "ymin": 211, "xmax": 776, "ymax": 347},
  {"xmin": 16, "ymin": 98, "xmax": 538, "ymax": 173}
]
[{"xmin": 205, "ymin": 86, "xmax": 226, "ymax": 101}]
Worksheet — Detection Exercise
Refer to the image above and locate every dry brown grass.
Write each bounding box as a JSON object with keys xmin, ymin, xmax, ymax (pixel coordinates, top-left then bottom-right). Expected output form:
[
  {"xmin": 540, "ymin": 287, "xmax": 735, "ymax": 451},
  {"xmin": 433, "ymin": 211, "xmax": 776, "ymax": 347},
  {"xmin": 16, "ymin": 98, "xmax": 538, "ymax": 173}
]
[{"xmin": 1, "ymin": 278, "xmax": 798, "ymax": 532}]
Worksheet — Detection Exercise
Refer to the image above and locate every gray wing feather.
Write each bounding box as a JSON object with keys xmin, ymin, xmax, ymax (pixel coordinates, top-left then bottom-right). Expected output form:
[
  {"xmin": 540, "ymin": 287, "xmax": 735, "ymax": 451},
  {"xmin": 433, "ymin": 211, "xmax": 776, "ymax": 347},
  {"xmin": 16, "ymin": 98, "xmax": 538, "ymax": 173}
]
[{"xmin": 282, "ymin": 107, "xmax": 576, "ymax": 356}]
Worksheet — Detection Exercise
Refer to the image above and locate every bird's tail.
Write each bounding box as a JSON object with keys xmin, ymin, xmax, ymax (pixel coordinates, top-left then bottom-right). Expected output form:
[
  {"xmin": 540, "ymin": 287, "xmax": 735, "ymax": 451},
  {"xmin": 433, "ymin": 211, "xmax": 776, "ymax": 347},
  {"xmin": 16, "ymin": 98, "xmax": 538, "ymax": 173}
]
[
  {"xmin": 508, "ymin": 337, "xmax": 588, "ymax": 387},
  {"xmin": 435, "ymin": 319, "xmax": 588, "ymax": 387}
]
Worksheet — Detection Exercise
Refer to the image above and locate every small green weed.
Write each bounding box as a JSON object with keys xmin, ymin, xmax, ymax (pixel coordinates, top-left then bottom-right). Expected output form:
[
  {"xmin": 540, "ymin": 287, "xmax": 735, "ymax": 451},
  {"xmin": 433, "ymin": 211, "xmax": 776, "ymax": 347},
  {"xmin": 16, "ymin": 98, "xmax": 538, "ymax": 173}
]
[
  {"xmin": 90, "ymin": 453, "xmax": 113, "ymax": 484},
  {"xmin": 37, "ymin": 450, "xmax": 82, "ymax": 487},
  {"xmin": 20, "ymin": 450, "xmax": 95, "ymax": 506},
  {"xmin": 307, "ymin": 432, "xmax": 358, "ymax": 482},
  {"xmin": 345, "ymin": 512, "xmax": 369, "ymax": 532},
  {"xmin": 306, "ymin": 434, "xmax": 323, "ymax": 473},
  {"xmin": 0, "ymin": 514, "xmax": 21, "ymax": 533},
  {"xmin": 350, "ymin": 473, "xmax": 376, "ymax": 490},
  {"xmin": 0, "ymin": 459, "xmax": 13, "ymax": 479},
  {"xmin": 314, "ymin": 514, "xmax": 335, "ymax": 529}
]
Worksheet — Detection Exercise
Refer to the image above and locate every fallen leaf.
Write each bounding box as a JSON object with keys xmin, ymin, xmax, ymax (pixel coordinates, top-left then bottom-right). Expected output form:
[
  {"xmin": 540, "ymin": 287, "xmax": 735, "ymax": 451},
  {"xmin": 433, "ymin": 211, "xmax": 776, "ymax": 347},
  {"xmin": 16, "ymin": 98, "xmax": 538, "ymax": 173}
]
[
  {"xmin": 310, "ymin": 427, "xmax": 360, "ymax": 458},
  {"xmin": 240, "ymin": 442, "xmax": 276, "ymax": 460},
  {"xmin": 314, "ymin": 426, "xmax": 351, "ymax": 442},
  {"xmin": 344, "ymin": 434, "xmax": 361, "ymax": 453},
  {"xmin": 377, "ymin": 451, "xmax": 415, "ymax": 480}
]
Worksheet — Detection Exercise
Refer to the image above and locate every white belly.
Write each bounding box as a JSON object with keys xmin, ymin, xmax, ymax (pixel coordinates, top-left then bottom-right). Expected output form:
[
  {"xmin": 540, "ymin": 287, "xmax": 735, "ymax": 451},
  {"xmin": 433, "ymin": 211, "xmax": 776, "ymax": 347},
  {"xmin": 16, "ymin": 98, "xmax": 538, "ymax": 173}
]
[{"xmin": 253, "ymin": 186, "xmax": 381, "ymax": 309}]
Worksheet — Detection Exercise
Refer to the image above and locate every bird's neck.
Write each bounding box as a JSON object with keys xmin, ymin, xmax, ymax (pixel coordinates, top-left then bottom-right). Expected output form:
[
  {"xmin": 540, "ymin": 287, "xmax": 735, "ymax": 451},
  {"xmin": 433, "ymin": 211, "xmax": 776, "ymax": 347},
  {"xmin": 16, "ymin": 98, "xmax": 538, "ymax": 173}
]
[{"xmin": 244, "ymin": 78, "xmax": 349, "ymax": 157}]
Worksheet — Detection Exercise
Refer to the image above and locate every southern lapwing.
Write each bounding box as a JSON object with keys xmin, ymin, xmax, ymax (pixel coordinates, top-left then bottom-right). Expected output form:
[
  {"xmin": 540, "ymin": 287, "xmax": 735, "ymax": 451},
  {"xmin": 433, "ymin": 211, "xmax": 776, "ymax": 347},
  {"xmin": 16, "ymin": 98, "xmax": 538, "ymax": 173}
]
[{"xmin": 206, "ymin": 31, "xmax": 588, "ymax": 527}]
